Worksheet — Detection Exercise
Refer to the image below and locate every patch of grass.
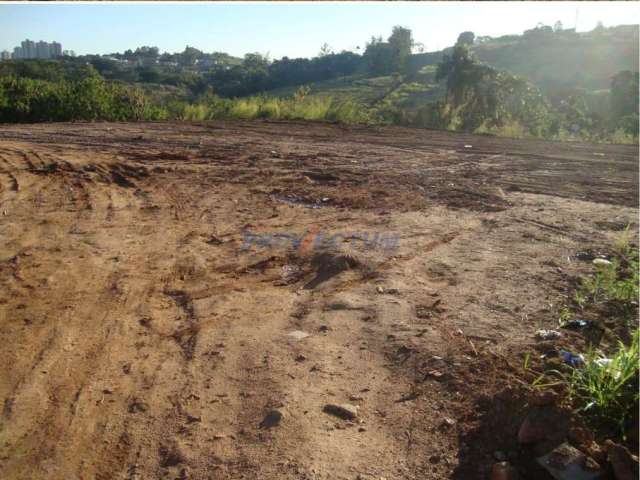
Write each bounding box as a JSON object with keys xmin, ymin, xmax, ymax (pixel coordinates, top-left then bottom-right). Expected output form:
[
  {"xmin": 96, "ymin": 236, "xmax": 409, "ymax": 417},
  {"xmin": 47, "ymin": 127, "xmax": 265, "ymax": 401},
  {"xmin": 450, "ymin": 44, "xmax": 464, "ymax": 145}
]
[
  {"xmin": 565, "ymin": 331, "xmax": 639, "ymax": 437},
  {"xmin": 532, "ymin": 234, "xmax": 639, "ymax": 437},
  {"xmin": 165, "ymin": 93, "xmax": 374, "ymax": 125},
  {"xmin": 573, "ymin": 245, "xmax": 639, "ymax": 332}
]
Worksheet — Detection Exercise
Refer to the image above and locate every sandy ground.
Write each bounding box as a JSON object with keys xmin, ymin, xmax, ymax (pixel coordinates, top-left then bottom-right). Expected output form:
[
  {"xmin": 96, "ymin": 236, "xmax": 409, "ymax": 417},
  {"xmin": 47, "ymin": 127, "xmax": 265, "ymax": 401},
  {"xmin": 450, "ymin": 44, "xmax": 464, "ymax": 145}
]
[{"xmin": 0, "ymin": 120, "xmax": 637, "ymax": 480}]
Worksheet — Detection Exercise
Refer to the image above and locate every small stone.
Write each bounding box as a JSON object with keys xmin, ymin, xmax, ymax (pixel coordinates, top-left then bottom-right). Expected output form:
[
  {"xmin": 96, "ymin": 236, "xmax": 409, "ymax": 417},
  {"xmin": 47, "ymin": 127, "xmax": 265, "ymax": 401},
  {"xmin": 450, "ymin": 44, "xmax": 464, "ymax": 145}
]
[
  {"xmin": 323, "ymin": 403, "xmax": 358, "ymax": 420},
  {"xmin": 295, "ymin": 354, "xmax": 307, "ymax": 362},
  {"xmin": 185, "ymin": 414, "xmax": 201, "ymax": 424},
  {"xmin": 537, "ymin": 442, "xmax": 602, "ymax": 480},
  {"xmin": 491, "ymin": 462, "xmax": 518, "ymax": 480},
  {"xmin": 287, "ymin": 330, "xmax": 310, "ymax": 341},
  {"xmin": 438, "ymin": 417, "xmax": 455, "ymax": 430},
  {"xmin": 259, "ymin": 409, "xmax": 284, "ymax": 429},
  {"xmin": 605, "ymin": 440, "xmax": 639, "ymax": 480},
  {"xmin": 568, "ymin": 425, "xmax": 595, "ymax": 446},
  {"xmin": 429, "ymin": 455, "xmax": 441, "ymax": 464},
  {"xmin": 518, "ymin": 410, "xmax": 553, "ymax": 444}
]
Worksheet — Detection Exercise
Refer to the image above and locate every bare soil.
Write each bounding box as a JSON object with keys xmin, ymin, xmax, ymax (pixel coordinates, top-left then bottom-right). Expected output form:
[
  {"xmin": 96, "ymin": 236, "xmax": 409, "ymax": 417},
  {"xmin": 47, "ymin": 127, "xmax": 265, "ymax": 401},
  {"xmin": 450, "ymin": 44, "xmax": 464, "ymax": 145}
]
[{"xmin": 0, "ymin": 120, "xmax": 637, "ymax": 480}]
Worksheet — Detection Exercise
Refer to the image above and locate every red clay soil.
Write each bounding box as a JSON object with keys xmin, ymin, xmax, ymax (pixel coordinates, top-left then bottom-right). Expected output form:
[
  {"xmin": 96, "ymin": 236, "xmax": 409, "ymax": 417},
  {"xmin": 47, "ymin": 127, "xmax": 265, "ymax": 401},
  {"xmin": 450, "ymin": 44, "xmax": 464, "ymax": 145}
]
[{"xmin": 0, "ymin": 120, "xmax": 637, "ymax": 479}]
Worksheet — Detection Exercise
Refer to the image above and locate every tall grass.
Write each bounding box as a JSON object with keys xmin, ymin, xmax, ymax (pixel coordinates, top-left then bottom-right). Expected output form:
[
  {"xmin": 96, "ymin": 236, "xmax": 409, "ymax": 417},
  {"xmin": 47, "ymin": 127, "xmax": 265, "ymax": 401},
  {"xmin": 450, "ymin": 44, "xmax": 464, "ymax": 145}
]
[
  {"xmin": 565, "ymin": 331, "xmax": 639, "ymax": 436},
  {"xmin": 163, "ymin": 94, "xmax": 373, "ymax": 125}
]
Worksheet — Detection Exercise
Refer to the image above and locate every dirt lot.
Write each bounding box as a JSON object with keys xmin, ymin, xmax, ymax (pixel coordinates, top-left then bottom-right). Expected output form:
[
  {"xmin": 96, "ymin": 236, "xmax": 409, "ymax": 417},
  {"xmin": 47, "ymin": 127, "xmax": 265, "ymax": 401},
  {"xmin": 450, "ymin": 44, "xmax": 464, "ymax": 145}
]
[{"xmin": 0, "ymin": 120, "xmax": 637, "ymax": 480}]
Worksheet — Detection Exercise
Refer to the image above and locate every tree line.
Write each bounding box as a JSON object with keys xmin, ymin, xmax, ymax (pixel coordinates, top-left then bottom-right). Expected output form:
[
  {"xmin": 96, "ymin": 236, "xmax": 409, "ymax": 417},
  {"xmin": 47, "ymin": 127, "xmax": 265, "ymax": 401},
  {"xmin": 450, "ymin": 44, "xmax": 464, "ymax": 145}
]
[{"xmin": 0, "ymin": 25, "xmax": 637, "ymax": 142}]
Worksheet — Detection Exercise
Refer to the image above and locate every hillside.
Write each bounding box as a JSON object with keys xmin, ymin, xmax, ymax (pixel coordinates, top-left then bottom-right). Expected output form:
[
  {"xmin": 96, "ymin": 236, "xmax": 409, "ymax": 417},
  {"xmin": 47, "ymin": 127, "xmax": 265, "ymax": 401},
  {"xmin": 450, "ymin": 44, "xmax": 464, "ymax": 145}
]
[
  {"xmin": 253, "ymin": 24, "xmax": 639, "ymax": 132},
  {"xmin": 269, "ymin": 24, "xmax": 638, "ymax": 109}
]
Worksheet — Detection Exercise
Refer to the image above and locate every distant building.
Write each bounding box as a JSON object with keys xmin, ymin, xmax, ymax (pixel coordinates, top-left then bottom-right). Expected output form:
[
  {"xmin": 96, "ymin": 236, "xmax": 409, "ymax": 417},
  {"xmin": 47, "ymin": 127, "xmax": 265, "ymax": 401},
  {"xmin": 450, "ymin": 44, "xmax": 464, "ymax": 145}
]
[
  {"xmin": 1, "ymin": 51, "xmax": 11, "ymax": 61},
  {"xmin": 62, "ymin": 50, "xmax": 75, "ymax": 57},
  {"xmin": 7, "ymin": 39, "xmax": 64, "ymax": 59},
  {"xmin": 21, "ymin": 39, "xmax": 35, "ymax": 58},
  {"xmin": 36, "ymin": 40, "xmax": 51, "ymax": 59},
  {"xmin": 51, "ymin": 42, "xmax": 62, "ymax": 57}
]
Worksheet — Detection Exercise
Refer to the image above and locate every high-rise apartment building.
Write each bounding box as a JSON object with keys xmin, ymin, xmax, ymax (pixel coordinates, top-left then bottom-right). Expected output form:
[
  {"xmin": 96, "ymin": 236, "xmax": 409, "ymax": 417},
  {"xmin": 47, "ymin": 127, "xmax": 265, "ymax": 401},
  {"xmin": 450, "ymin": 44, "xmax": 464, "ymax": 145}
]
[
  {"xmin": 3, "ymin": 39, "xmax": 64, "ymax": 60},
  {"xmin": 21, "ymin": 39, "xmax": 35, "ymax": 58},
  {"xmin": 51, "ymin": 42, "xmax": 62, "ymax": 57},
  {"xmin": 36, "ymin": 41, "xmax": 50, "ymax": 59}
]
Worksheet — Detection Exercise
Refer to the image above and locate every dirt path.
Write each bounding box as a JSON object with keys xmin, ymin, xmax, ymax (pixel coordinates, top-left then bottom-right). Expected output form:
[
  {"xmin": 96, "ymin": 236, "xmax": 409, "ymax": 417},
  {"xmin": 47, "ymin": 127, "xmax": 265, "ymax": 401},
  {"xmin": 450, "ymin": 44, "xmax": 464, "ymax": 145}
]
[{"xmin": 0, "ymin": 121, "xmax": 637, "ymax": 479}]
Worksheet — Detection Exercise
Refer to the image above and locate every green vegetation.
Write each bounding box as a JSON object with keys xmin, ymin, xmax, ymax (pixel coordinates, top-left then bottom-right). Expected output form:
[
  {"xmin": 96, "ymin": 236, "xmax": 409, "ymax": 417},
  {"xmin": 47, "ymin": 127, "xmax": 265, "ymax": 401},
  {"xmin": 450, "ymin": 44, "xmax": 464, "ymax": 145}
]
[
  {"xmin": 0, "ymin": 24, "xmax": 638, "ymax": 143},
  {"xmin": 572, "ymin": 232, "xmax": 639, "ymax": 332},
  {"xmin": 533, "ymin": 230, "xmax": 639, "ymax": 438},
  {"xmin": 0, "ymin": 67, "xmax": 167, "ymax": 122},
  {"xmin": 565, "ymin": 332, "xmax": 638, "ymax": 437},
  {"xmin": 166, "ymin": 91, "xmax": 372, "ymax": 124}
]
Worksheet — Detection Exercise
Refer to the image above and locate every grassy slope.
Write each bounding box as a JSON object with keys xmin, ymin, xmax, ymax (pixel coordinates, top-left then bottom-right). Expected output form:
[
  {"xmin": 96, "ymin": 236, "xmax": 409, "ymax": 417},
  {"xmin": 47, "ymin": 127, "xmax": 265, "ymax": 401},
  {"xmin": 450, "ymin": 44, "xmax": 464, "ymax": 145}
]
[
  {"xmin": 258, "ymin": 25, "xmax": 639, "ymax": 115},
  {"xmin": 264, "ymin": 65, "xmax": 444, "ymax": 116}
]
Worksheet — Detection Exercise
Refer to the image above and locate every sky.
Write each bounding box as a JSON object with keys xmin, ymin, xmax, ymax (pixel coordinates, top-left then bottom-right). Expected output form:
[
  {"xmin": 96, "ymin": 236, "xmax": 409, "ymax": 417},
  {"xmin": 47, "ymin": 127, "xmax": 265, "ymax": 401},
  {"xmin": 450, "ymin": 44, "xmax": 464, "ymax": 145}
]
[{"xmin": 0, "ymin": 1, "xmax": 638, "ymax": 59}]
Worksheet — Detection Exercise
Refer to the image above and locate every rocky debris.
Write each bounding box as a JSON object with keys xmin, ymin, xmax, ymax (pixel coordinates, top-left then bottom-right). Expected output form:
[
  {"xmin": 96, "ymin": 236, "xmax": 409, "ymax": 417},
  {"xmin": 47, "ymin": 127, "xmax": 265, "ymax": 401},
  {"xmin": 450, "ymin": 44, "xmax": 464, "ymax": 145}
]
[
  {"xmin": 491, "ymin": 461, "xmax": 519, "ymax": 480},
  {"xmin": 322, "ymin": 403, "xmax": 358, "ymax": 420},
  {"xmin": 128, "ymin": 398, "xmax": 149, "ymax": 413},
  {"xmin": 537, "ymin": 442, "xmax": 602, "ymax": 480},
  {"xmin": 294, "ymin": 354, "xmax": 307, "ymax": 362},
  {"xmin": 205, "ymin": 235, "xmax": 223, "ymax": 246},
  {"xmin": 185, "ymin": 414, "xmax": 201, "ymax": 424},
  {"xmin": 259, "ymin": 409, "xmax": 284, "ymax": 429},
  {"xmin": 376, "ymin": 286, "xmax": 399, "ymax": 295},
  {"xmin": 439, "ymin": 417, "xmax": 456, "ymax": 430},
  {"xmin": 424, "ymin": 369, "xmax": 445, "ymax": 380},
  {"xmin": 287, "ymin": 330, "xmax": 310, "ymax": 341},
  {"xmin": 518, "ymin": 409, "xmax": 556, "ymax": 444},
  {"xmin": 535, "ymin": 329, "xmax": 562, "ymax": 340},
  {"xmin": 605, "ymin": 440, "xmax": 639, "ymax": 480},
  {"xmin": 159, "ymin": 444, "xmax": 185, "ymax": 468}
]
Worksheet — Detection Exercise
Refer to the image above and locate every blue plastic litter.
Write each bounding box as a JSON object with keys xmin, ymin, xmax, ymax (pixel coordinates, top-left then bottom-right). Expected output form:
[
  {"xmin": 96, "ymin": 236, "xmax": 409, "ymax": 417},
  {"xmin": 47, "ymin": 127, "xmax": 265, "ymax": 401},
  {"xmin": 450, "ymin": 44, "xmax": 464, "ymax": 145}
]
[{"xmin": 560, "ymin": 350, "xmax": 584, "ymax": 367}]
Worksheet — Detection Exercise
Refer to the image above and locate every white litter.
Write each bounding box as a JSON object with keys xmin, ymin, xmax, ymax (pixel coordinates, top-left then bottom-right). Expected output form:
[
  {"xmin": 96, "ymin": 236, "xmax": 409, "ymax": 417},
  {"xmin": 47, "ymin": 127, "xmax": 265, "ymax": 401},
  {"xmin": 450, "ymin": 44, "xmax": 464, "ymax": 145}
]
[{"xmin": 592, "ymin": 258, "xmax": 612, "ymax": 266}]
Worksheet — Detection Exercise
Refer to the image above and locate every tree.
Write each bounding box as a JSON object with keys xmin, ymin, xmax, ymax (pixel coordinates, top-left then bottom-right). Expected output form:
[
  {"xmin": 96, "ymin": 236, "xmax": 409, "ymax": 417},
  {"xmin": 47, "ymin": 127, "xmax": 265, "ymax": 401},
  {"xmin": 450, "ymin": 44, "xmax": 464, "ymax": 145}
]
[
  {"xmin": 387, "ymin": 26, "xmax": 413, "ymax": 72},
  {"xmin": 456, "ymin": 31, "xmax": 475, "ymax": 46},
  {"xmin": 436, "ymin": 45, "xmax": 551, "ymax": 133},
  {"xmin": 179, "ymin": 46, "xmax": 203, "ymax": 67},
  {"xmin": 611, "ymin": 71, "xmax": 639, "ymax": 119},
  {"xmin": 610, "ymin": 70, "xmax": 639, "ymax": 134},
  {"xmin": 554, "ymin": 21, "xmax": 563, "ymax": 32},
  {"xmin": 318, "ymin": 43, "xmax": 333, "ymax": 57},
  {"xmin": 363, "ymin": 36, "xmax": 394, "ymax": 75}
]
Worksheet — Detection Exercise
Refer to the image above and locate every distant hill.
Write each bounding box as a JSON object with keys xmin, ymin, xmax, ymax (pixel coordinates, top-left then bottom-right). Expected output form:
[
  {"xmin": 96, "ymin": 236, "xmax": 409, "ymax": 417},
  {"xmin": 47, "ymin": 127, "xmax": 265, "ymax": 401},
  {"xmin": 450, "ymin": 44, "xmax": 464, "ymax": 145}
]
[
  {"xmin": 269, "ymin": 24, "xmax": 638, "ymax": 121},
  {"xmin": 402, "ymin": 24, "xmax": 638, "ymax": 94},
  {"xmin": 473, "ymin": 24, "xmax": 639, "ymax": 91}
]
